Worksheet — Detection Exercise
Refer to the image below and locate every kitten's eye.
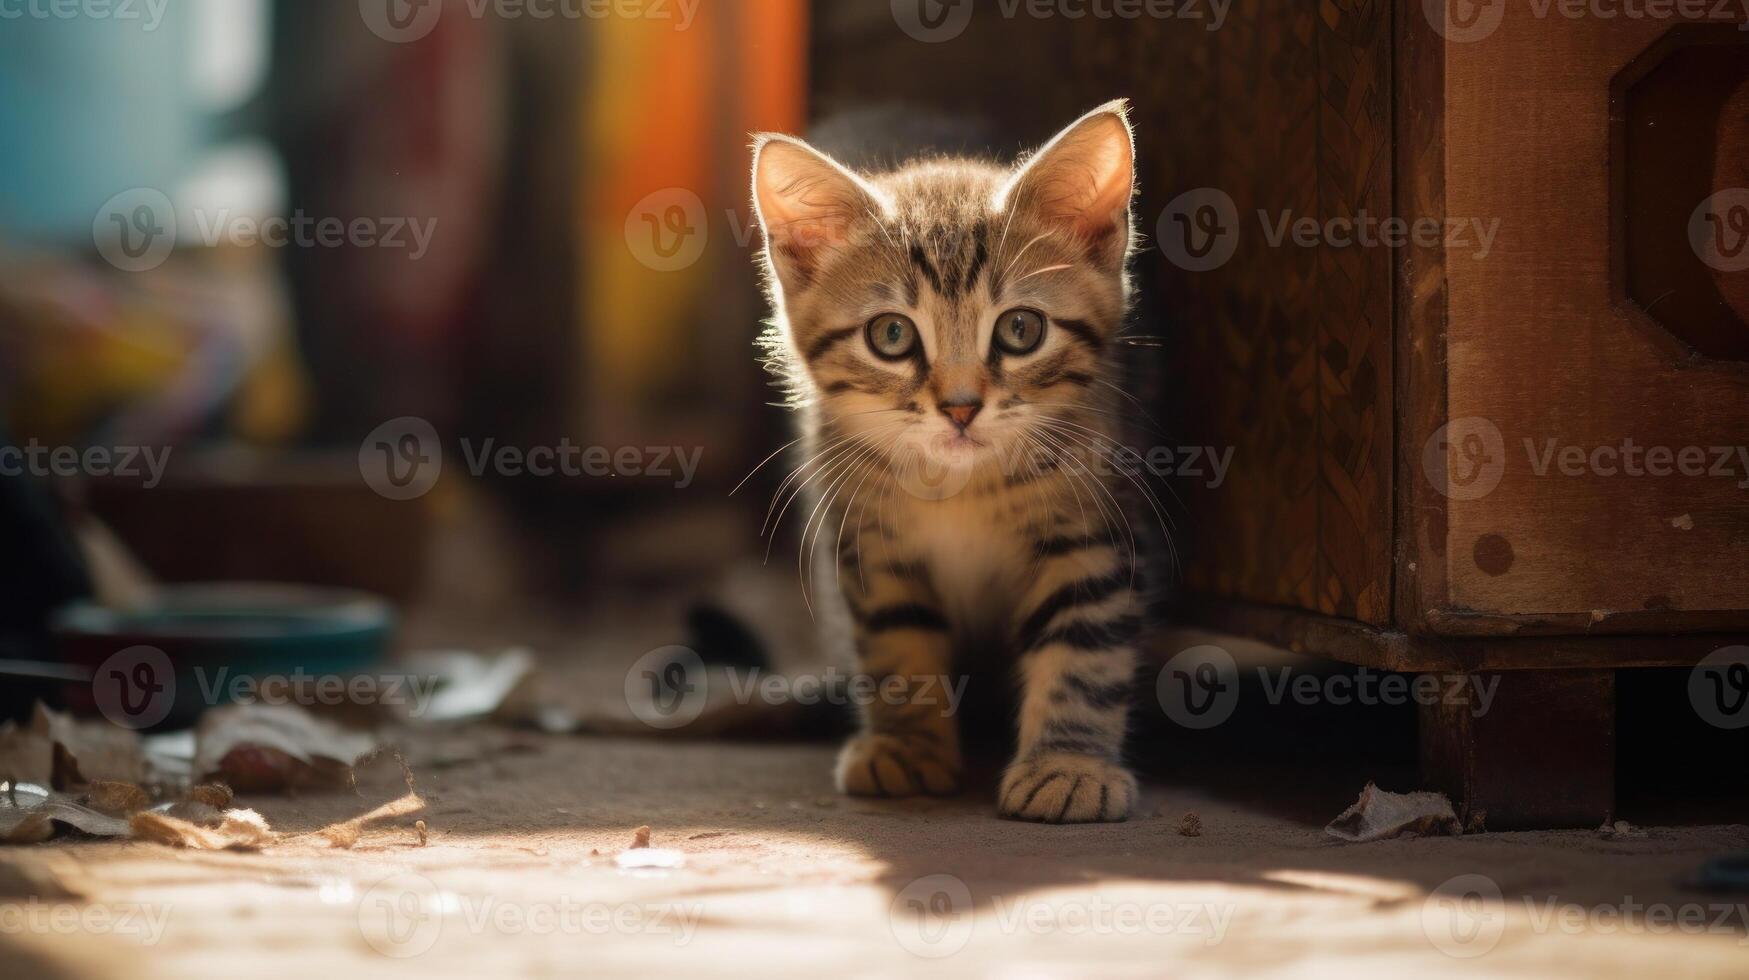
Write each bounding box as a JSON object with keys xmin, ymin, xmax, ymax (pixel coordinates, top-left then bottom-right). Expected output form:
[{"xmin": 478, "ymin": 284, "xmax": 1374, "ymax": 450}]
[
  {"xmin": 865, "ymin": 313, "xmax": 919, "ymax": 360},
  {"xmin": 993, "ymin": 308, "xmax": 1046, "ymax": 355}
]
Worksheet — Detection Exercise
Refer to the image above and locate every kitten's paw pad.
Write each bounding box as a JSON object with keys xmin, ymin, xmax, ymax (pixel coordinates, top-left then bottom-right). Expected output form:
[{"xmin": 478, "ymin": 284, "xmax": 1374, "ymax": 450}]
[
  {"xmin": 998, "ymin": 753, "xmax": 1136, "ymax": 823},
  {"xmin": 835, "ymin": 734, "xmax": 961, "ymax": 797}
]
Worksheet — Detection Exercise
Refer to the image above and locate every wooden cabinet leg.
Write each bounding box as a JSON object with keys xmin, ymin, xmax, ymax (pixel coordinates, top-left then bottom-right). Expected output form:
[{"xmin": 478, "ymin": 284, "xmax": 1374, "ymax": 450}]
[{"xmin": 1418, "ymin": 668, "xmax": 1615, "ymax": 830}]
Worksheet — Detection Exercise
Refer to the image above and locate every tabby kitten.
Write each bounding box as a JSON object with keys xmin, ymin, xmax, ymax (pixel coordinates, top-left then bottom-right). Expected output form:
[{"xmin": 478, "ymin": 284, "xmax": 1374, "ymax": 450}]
[{"xmin": 750, "ymin": 101, "xmax": 1149, "ymax": 823}]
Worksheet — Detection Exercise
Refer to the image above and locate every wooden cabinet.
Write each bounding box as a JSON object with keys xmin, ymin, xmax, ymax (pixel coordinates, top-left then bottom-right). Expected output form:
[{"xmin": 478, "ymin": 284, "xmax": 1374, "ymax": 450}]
[
  {"xmin": 1133, "ymin": 3, "xmax": 1749, "ymax": 826},
  {"xmin": 811, "ymin": 0, "xmax": 1747, "ymax": 826},
  {"xmin": 1408, "ymin": 16, "xmax": 1749, "ymax": 637}
]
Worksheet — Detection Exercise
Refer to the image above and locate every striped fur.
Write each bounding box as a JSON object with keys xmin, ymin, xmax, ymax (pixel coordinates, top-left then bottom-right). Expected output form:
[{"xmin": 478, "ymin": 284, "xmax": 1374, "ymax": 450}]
[{"xmin": 750, "ymin": 101, "xmax": 1153, "ymax": 823}]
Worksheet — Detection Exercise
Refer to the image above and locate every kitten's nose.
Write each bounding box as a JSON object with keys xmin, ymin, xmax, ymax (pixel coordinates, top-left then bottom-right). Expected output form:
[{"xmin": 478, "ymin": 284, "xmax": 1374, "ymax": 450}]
[{"xmin": 939, "ymin": 399, "xmax": 983, "ymax": 432}]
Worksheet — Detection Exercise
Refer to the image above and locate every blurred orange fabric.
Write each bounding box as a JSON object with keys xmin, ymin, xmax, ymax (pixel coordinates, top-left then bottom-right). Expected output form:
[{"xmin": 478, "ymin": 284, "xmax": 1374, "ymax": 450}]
[{"xmin": 579, "ymin": 1, "xmax": 806, "ymax": 431}]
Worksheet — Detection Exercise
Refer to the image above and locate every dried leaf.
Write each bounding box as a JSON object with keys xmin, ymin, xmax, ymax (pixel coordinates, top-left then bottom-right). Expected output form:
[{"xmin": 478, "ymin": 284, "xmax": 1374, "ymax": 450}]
[
  {"xmin": 1326, "ymin": 782, "xmax": 1462, "ymax": 843},
  {"xmin": 153, "ymin": 800, "xmax": 223, "ymax": 825},
  {"xmin": 194, "ymin": 704, "xmax": 377, "ymax": 793},
  {"xmin": 187, "ymin": 783, "xmax": 234, "ymax": 809},
  {"xmin": 402, "ymin": 649, "xmax": 535, "ymax": 724},
  {"xmin": 130, "ymin": 807, "xmax": 274, "ymax": 851},
  {"xmin": 216, "ymin": 809, "xmax": 274, "ymax": 848},
  {"xmin": 1, "ymin": 782, "xmax": 132, "ymax": 843},
  {"xmin": 80, "ymin": 781, "xmax": 152, "ymax": 816},
  {"xmin": 317, "ymin": 793, "xmax": 426, "ymax": 849}
]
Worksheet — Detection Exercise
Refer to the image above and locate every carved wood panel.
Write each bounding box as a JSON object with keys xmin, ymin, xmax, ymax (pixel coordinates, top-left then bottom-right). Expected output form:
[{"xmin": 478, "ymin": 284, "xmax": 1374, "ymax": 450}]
[
  {"xmin": 1076, "ymin": 0, "xmax": 1395, "ymax": 625},
  {"xmin": 1429, "ymin": 11, "xmax": 1749, "ymax": 632}
]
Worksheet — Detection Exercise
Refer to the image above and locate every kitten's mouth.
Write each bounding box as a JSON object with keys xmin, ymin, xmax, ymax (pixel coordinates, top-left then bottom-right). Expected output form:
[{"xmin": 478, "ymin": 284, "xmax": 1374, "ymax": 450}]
[
  {"xmin": 894, "ymin": 430, "xmax": 988, "ymax": 469},
  {"xmin": 926, "ymin": 429, "xmax": 992, "ymax": 463}
]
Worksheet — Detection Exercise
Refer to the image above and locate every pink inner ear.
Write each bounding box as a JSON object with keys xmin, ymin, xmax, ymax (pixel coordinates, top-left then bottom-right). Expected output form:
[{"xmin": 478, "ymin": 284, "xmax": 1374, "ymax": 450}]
[
  {"xmin": 755, "ymin": 141, "xmax": 868, "ymax": 262},
  {"xmin": 767, "ymin": 212, "xmax": 855, "ymax": 253},
  {"xmin": 1016, "ymin": 114, "xmax": 1134, "ymax": 245}
]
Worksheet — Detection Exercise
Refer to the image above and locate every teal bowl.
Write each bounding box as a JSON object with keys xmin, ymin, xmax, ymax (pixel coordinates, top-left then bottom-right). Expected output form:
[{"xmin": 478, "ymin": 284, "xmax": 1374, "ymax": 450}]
[{"xmin": 51, "ymin": 584, "xmax": 394, "ymax": 729}]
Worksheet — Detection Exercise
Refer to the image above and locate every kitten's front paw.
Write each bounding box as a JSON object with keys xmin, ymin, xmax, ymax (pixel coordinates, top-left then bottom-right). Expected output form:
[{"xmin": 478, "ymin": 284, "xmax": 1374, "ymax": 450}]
[
  {"xmin": 998, "ymin": 753, "xmax": 1136, "ymax": 823},
  {"xmin": 835, "ymin": 733, "xmax": 961, "ymax": 797}
]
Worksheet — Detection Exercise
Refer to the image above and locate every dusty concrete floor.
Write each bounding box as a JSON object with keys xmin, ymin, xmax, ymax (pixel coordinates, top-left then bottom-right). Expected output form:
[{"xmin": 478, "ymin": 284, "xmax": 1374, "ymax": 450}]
[
  {"xmin": 5, "ymin": 540, "xmax": 1748, "ymax": 979},
  {"xmin": 3, "ymin": 724, "xmax": 1748, "ymax": 979}
]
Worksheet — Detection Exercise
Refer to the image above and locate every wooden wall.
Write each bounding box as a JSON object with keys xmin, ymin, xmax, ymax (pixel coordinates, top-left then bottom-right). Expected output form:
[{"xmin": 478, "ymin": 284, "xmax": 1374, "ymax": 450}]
[{"xmin": 813, "ymin": 0, "xmax": 1397, "ymax": 625}]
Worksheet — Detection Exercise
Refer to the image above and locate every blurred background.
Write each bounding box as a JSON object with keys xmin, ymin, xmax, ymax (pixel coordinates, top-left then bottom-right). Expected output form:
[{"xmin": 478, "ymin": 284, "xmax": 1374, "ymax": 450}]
[
  {"xmin": 4, "ymin": 4, "xmax": 1749, "ymax": 976},
  {"xmin": 1, "ymin": 0, "xmax": 1745, "ymax": 819},
  {"xmin": 0, "ymin": 0, "xmax": 808, "ymax": 628},
  {"xmin": 0, "ymin": 0, "xmax": 1189, "ymax": 665}
]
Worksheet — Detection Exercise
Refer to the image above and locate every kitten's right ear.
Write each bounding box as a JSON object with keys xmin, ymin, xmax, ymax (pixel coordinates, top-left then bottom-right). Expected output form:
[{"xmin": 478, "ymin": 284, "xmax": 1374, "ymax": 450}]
[
  {"xmin": 996, "ymin": 100, "xmax": 1135, "ymax": 267},
  {"xmin": 751, "ymin": 134, "xmax": 885, "ymax": 289}
]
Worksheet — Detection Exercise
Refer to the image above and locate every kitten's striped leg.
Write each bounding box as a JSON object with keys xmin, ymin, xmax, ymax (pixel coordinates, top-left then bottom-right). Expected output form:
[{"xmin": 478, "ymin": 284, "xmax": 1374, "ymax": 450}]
[
  {"xmin": 833, "ymin": 546, "xmax": 962, "ymax": 798},
  {"xmin": 999, "ymin": 538, "xmax": 1141, "ymax": 823}
]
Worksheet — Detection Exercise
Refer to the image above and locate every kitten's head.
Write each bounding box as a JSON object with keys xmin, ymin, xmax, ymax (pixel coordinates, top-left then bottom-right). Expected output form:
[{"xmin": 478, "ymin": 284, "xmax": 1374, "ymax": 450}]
[{"xmin": 751, "ymin": 101, "xmax": 1135, "ymax": 481}]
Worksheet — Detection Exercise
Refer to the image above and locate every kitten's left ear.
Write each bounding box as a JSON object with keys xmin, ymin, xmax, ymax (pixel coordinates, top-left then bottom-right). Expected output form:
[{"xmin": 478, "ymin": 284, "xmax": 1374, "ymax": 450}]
[{"xmin": 997, "ymin": 99, "xmax": 1135, "ymax": 262}]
